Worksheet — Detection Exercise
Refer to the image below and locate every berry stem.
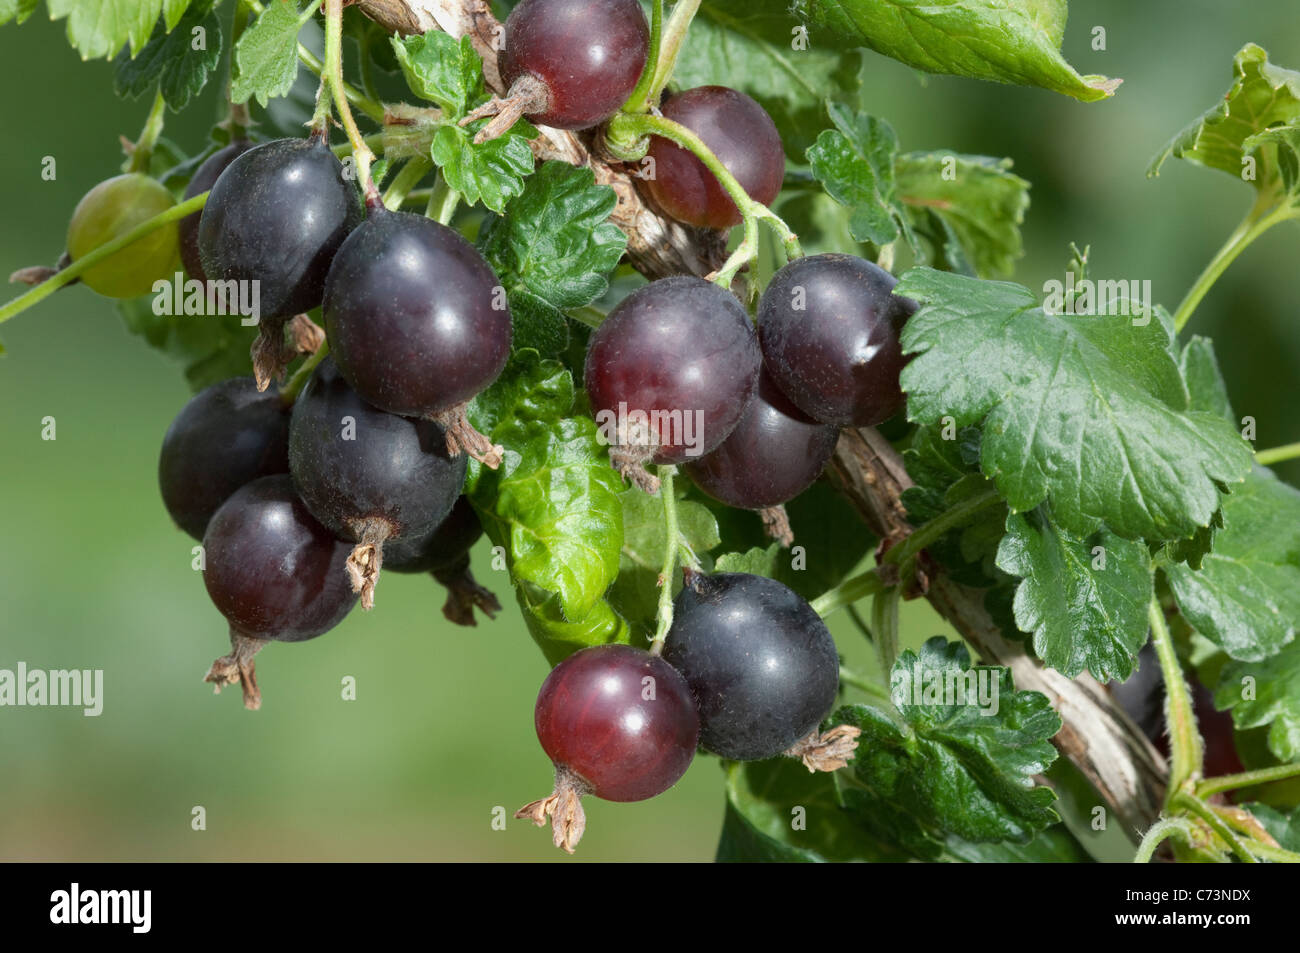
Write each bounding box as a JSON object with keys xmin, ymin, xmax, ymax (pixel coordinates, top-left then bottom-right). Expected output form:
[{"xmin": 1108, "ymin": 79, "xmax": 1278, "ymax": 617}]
[
  {"xmin": 606, "ymin": 111, "xmax": 801, "ymax": 286},
  {"xmin": 621, "ymin": 0, "xmax": 664, "ymax": 114},
  {"xmin": 1196, "ymin": 761, "xmax": 1300, "ymax": 799},
  {"xmin": 1256, "ymin": 441, "xmax": 1300, "ymax": 466},
  {"xmin": 126, "ymin": 89, "xmax": 168, "ymax": 175},
  {"xmin": 642, "ymin": 0, "xmax": 701, "ymax": 110},
  {"xmin": 322, "ymin": 0, "xmax": 379, "ymax": 205},
  {"xmin": 382, "ymin": 156, "xmax": 432, "ymax": 211},
  {"xmin": 1171, "ymin": 193, "xmax": 1295, "ymax": 333},
  {"xmin": 0, "ymin": 192, "xmax": 208, "ymax": 326},
  {"xmin": 426, "ymin": 175, "xmax": 462, "ymax": 227},
  {"xmin": 1150, "ymin": 597, "xmax": 1204, "ymax": 806},
  {"xmin": 648, "ymin": 465, "xmax": 681, "ymax": 656},
  {"xmin": 808, "ymin": 566, "xmax": 886, "ymax": 618},
  {"xmin": 871, "ymin": 586, "xmax": 901, "ymax": 677},
  {"xmin": 1172, "ymin": 792, "xmax": 1257, "ymax": 863},
  {"xmin": 279, "ymin": 340, "xmax": 330, "ymax": 406}
]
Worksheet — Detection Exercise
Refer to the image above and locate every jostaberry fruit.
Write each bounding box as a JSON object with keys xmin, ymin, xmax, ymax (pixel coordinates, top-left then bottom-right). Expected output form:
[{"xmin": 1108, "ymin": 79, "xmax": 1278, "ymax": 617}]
[
  {"xmin": 288, "ymin": 358, "xmax": 467, "ymax": 609},
  {"xmin": 66, "ymin": 173, "xmax": 180, "ymax": 298},
  {"xmin": 517, "ymin": 644, "xmax": 699, "ymax": 852},
  {"xmin": 758, "ymin": 253, "xmax": 915, "ymax": 427},
  {"xmin": 323, "ymin": 208, "xmax": 510, "ymax": 467},
  {"xmin": 178, "ymin": 140, "xmax": 253, "ymax": 283},
  {"xmin": 385, "ymin": 496, "xmax": 501, "ymax": 626},
  {"xmin": 201, "ymin": 475, "xmax": 359, "ymax": 709},
  {"xmin": 583, "ymin": 276, "xmax": 761, "ymax": 489},
  {"xmin": 641, "ymin": 86, "xmax": 784, "ymax": 230},
  {"xmin": 664, "ymin": 571, "xmax": 854, "ymax": 767},
  {"xmin": 158, "ymin": 375, "xmax": 290, "ymax": 541}
]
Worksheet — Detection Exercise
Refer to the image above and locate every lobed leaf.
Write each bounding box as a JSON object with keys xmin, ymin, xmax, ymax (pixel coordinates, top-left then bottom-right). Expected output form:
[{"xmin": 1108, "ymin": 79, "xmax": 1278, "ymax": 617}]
[
  {"xmin": 230, "ymin": 0, "xmax": 302, "ymax": 107},
  {"xmin": 114, "ymin": 4, "xmax": 223, "ymax": 112}
]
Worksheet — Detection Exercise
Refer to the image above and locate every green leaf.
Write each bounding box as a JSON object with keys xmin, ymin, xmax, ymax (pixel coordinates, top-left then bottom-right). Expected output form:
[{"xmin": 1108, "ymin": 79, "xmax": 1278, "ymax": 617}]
[
  {"xmin": 806, "ymin": 105, "xmax": 912, "ymax": 247},
  {"xmin": 230, "ymin": 0, "xmax": 302, "ymax": 107},
  {"xmin": 1180, "ymin": 336, "xmax": 1236, "ymax": 423},
  {"xmin": 839, "ymin": 637, "xmax": 1061, "ymax": 843},
  {"xmin": 390, "ymin": 30, "xmax": 481, "ymax": 116},
  {"xmin": 1243, "ymin": 803, "xmax": 1300, "ymax": 851},
  {"xmin": 792, "ymin": 0, "xmax": 1119, "ymax": 103},
  {"xmin": 0, "ymin": 0, "xmax": 38, "ymax": 27},
  {"xmin": 1148, "ymin": 44, "xmax": 1300, "ymax": 204},
  {"xmin": 114, "ymin": 5, "xmax": 223, "ymax": 112},
  {"xmin": 116, "ymin": 294, "xmax": 257, "ymax": 392},
  {"xmin": 478, "ymin": 162, "xmax": 628, "ymax": 355},
  {"xmin": 430, "ymin": 124, "xmax": 535, "ymax": 214},
  {"xmin": 896, "ymin": 267, "xmax": 1255, "ymax": 542},
  {"xmin": 672, "ymin": 0, "xmax": 865, "ymax": 155},
  {"xmin": 1216, "ymin": 638, "xmax": 1300, "ymax": 764},
  {"xmin": 943, "ymin": 824, "xmax": 1093, "ymax": 862},
  {"xmin": 512, "ymin": 588, "xmax": 629, "ymax": 667},
  {"xmin": 996, "ymin": 506, "xmax": 1153, "ymax": 682},
  {"xmin": 467, "ymin": 352, "xmax": 624, "ymax": 627},
  {"xmin": 607, "ymin": 489, "xmax": 720, "ymax": 637},
  {"xmin": 896, "ymin": 152, "xmax": 1030, "ymax": 279},
  {"xmin": 46, "ymin": 0, "xmax": 188, "ymax": 59},
  {"xmin": 1166, "ymin": 468, "xmax": 1300, "ymax": 663},
  {"xmin": 717, "ymin": 760, "xmax": 900, "ymax": 862}
]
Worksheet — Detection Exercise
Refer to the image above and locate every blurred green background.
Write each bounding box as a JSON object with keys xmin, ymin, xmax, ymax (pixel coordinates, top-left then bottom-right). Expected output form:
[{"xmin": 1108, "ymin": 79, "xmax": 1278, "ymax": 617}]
[{"xmin": 1, "ymin": 2, "xmax": 1297, "ymax": 862}]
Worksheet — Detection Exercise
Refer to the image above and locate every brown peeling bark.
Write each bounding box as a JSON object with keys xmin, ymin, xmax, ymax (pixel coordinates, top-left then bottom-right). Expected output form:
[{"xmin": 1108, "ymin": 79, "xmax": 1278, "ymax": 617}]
[{"xmin": 357, "ymin": 0, "xmax": 1168, "ymax": 836}]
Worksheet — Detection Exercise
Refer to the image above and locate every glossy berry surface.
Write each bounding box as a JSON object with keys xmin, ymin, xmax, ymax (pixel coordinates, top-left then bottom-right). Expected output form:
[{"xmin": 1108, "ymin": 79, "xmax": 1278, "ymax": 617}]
[
  {"xmin": 664, "ymin": 572, "xmax": 839, "ymax": 761},
  {"xmin": 501, "ymin": 0, "xmax": 649, "ymax": 129},
  {"xmin": 758, "ymin": 253, "xmax": 915, "ymax": 427},
  {"xmin": 324, "ymin": 209, "xmax": 511, "ymax": 417},
  {"xmin": 535, "ymin": 644, "xmax": 699, "ymax": 802},
  {"xmin": 202, "ymin": 475, "xmax": 358, "ymax": 642},
  {"xmin": 158, "ymin": 376, "xmax": 290, "ymax": 541},
  {"xmin": 643, "ymin": 86, "xmax": 784, "ymax": 229},
  {"xmin": 288, "ymin": 358, "xmax": 467, "ymax": 544},
  {"xmin": 197, "ymin": 137, "xmax": 363, "ymax": 319},
  {"xmin": 66, "ymin": 173, "xmax": 180, "ymax": 298},
  {"xmin": 179, "ymin": 140, "xmax": 252, "ymax": 283},
  {"xmin": 584, "ymin": 276, "xmax": 761, "ymax": 464},
  {"xmin": 384, "ymin": 496, "xmax": 483, "ymax": 575},
  {"xmin": 686, "ymin": 368, "xmax": 839, "ymax": 509}
]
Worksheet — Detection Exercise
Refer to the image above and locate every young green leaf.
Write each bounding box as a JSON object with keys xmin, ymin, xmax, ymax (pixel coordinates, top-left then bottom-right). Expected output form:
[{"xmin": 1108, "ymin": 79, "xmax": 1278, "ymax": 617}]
[
  {"xmin": 0, "ymin": 0, "xmax": 38, "ymax": 27},
  {"xmin": 895, "ymin": 152, "xmax": 1030, "ymax": 279},
  {"xmin": 896, "ymin": 267, "xmax": 1254, "ymax": 542},
  {"xmin": 114, "ymin": 5, "xmax": 223, "ymax": 112},
  {"xmin": 1216, "ymin": 639, "xmax": 1300, "ymax": 763},
  {"xmin": 837, "ymin": 637, "xmax": 1062, "ymax": 843},
  {"xmin": 791, "ymin": 0, "xmax": 1119, "ymax": 103},
  {"xmin": 996, "ymin": 506, "xmax": 1153, "ymax": 682},
  {"xmin": 1165, "ymin": 468, "xmax": 1300, "ymax": 662},
  {"xmin": 390, "ymin": 30, "xmax": 481, "ymax": 116},
  {"xmin": 478, "ymin": 162, "xmax": 628, "ymax": 354},
  {"xmin": 806, "ymin": 105, "xmax": 912, "ymax": 247},
  {"xmin": 512, "ymin": 587, "xmax": 630, "ymax": 667},
  {"xmin": 669, "ymin": 0, "xmax": 865, "ymax": 155},
  {"xmin": 1148, "ymin": 44, "xmax": 1300, "ymax": 205},
  {"xmin": 46, "ymin": 0, "xmax": 181, "ymax": 60},
  {"xmin": 230, "ymin": 0, "xmax": 302, "ymax": 107},
  {"xmin": 429, "ymin": 124, "xmax": 535, "ymax": 213}
]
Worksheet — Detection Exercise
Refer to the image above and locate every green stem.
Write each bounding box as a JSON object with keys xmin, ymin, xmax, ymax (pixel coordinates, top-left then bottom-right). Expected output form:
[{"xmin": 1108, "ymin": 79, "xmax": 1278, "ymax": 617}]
[
  {"xmin": 322, "ymin": 0, "xmax": 378, "ymax": 203},
  {"xmin": 839, "ymin": 666, "xmax": 892, "ymax": 705},
  {"xmin": 331, "ymin": 133, "xmax": 385, "ymax": 159},
  {"xmin": 1132, "ymin": 817, "xmax": 1197, "ymax": 863},
  {"xmin": 127, "ymin": 89, "xmax": 168, "ymax": 174},
  {"xmin": 644, "ymin": 0, "xmax": 701, "ymax": 108},
  {"xmin": 1173, "ymin": 793, "xmax": 1257, "ymax": 863},
  {"xmin": 1197, "ymin": 762, "xmax": 1300, "ymax": 799},
  {"xmin": 1256, "ymin": 442, "xmax": 1300, "ymax": 466},
  {"xmin": 565, "ymin": 305, "xmax": 606, "ymax": 330},
  {"xmin": 382, "ymin": 156, "xmax": 431, "ymax": 210},
  {"xmin": 1242, "ymin": 841, "xmax": 1300, "ymax": 863},
  {"xmin": 1172, "ymin": 195, "xmax": 1294, "ymax": 333},
  {"xmin": 0, "ymin": 193, "xmax": 207, "ymax": 326},
  {"xmin": 622, "ymin": 0, "xmax": 663, "ymax": 113},
  {"xmin": 883, "ymin": 487, "xmax": 1002, "ymax": 568},
  {"xmin": 871, "ymin": 587, "xmax": 901, "ymax": 677},
  {"xmin": 425, "ymin": 175, "xmax": 461, "ymax": 227},
  {"xmin": 648, "ymin": 465, "xmax": 681, "ymax": 656},
  {"xmin": 1151, "ymin": 598, "xmax": 1203, "ymax": 804},
  {"xmin": 280, "ymin": 340, "xmax": 329, "ymax": 405},
  {"xmin": 809, "ymin": 567, "xmax": 886, "ymax": 618},
  {"xmin": 357, "ymin": 22, "xmax": 380, "ymax": 105}
]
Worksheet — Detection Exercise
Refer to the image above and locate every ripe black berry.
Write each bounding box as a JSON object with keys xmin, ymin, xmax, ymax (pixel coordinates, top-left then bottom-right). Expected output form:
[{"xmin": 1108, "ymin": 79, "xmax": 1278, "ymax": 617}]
[
  {"xmin": 758, "ymin": 253, "xmax": 915, "ymax": 427},
  {"xmin": 663, "ymin": 572, "xmax": 843, "ymax": 762},
  {"xmin": 202, "ymin": 475, "xmax": 359, "ymax": 709},
  {"xmin": 158, "ymin": 375, "xmax": 290, "ymax": 541},
  {"xmin": 323, "ymin": 208, "xmax": 510, "ymax": 467},
  {"xmin": 685, "ymin": 367, "xmax": 839, "ymax": 544},
  {"xmin": 288, "ymin": 358, "xmax": 467, "ymax": 609},
  {"xmin": 583, "ymin": 276, "xmax": 761, "ymax": 490},
  {"xmin": 464, "ymin": 0, "xmax": 649, "ymax": 141},
  {"xmin": 517, "ymin": 644, "xmax": 699, "ymax": 852},
  {"xmin": 385, "ymin": 496, "xmax": 501, "ymax": 626},
  {"xmin": 178, "ymin": 140, "xmax": 252, "ymax": 283},
  {"xmin": 642, "ymin": 86, "xmax": 785, "ymax": 229}
]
